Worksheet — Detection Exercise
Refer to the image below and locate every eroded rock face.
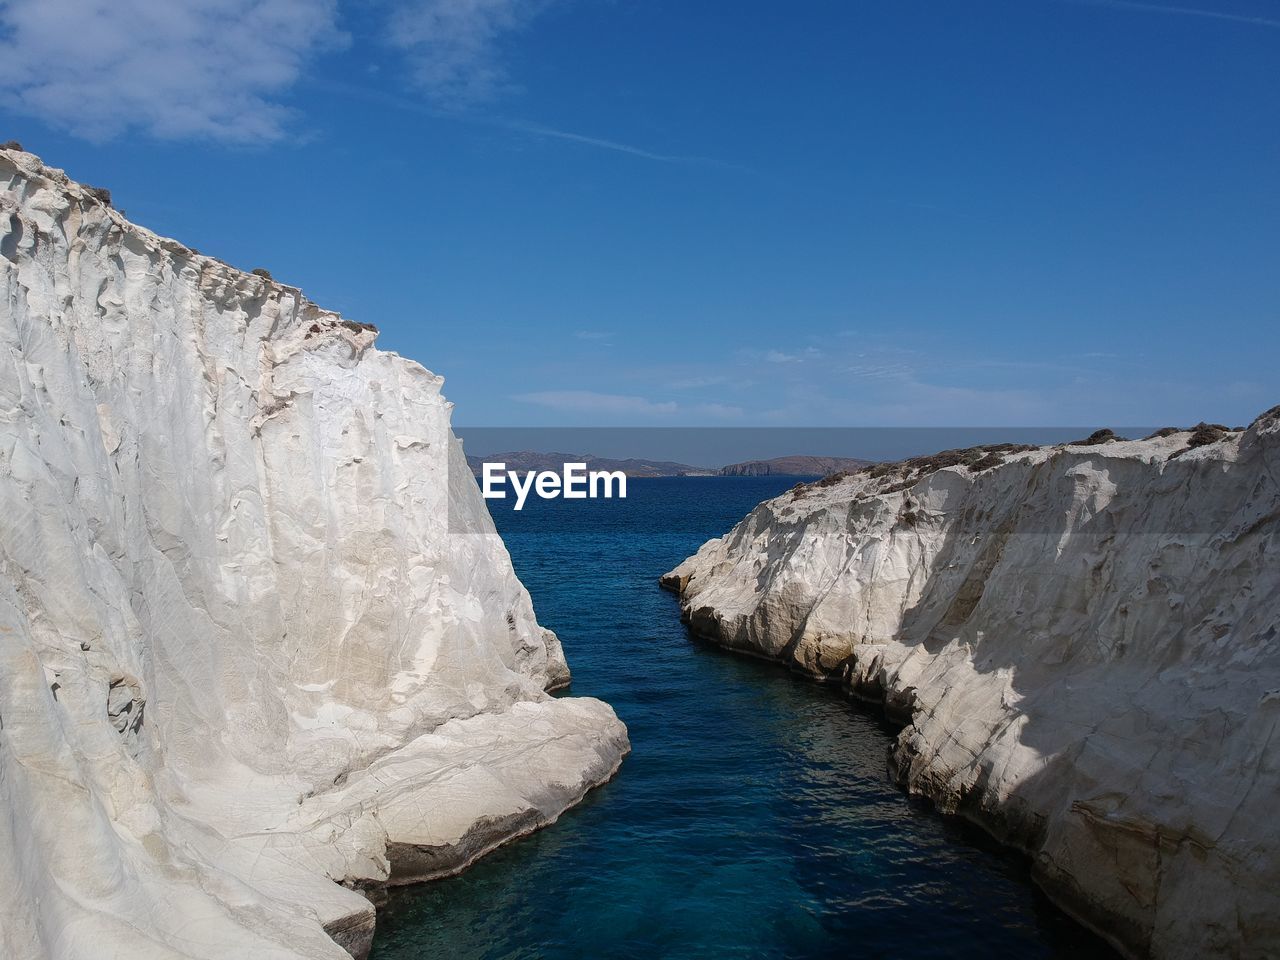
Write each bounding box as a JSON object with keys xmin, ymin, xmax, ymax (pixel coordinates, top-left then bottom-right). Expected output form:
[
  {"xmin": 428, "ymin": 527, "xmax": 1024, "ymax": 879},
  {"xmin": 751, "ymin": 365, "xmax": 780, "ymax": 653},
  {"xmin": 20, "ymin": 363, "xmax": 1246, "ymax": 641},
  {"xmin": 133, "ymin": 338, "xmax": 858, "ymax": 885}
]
[
  {"xmin": 663, "ymin": 416, "xmax": 1280, "ymax": 960},
  {"xmin": 0, "ymin": 148, "xmax": 628, "ymax": 960}
]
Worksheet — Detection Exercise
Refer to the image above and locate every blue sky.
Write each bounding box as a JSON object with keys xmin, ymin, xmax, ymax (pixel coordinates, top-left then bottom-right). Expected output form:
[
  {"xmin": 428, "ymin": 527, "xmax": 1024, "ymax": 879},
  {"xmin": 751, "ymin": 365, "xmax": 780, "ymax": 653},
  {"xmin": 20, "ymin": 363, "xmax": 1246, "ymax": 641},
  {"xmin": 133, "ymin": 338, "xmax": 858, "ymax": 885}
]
[{"xmin": 1, "ymin": 0, "xmax": 1276, "ymax": 427}]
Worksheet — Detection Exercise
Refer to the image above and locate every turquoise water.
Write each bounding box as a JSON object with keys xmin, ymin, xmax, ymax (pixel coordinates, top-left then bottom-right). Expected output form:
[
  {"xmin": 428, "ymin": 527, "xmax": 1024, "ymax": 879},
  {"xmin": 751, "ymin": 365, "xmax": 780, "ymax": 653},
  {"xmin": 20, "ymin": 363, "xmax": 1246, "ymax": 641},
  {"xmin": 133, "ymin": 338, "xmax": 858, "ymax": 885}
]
[{"xmin": 370, "ymin": 477, "xmax": 1114, "ymax": 959}]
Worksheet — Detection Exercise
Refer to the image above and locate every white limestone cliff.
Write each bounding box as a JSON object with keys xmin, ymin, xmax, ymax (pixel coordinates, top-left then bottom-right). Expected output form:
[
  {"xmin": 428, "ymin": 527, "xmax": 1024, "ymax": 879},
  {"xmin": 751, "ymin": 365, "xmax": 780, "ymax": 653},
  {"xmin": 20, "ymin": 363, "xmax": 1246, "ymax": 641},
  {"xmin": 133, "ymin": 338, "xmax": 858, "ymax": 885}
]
[
  {"xmin": 663, "ymin": 418, "xmax": 1280, "ymax": 959},
  {"xmin": 0, "ymin": 147, "xmax": 628, "ymax": 960}
]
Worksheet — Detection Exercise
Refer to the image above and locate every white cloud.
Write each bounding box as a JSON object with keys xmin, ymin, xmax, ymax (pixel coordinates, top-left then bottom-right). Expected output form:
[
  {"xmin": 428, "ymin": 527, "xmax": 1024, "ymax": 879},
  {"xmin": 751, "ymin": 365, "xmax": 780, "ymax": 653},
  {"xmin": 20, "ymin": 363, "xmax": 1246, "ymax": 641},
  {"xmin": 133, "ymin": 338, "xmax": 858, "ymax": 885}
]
[
  {"xmin": 388, "ymin": 0, "xmax": 554, "ymax": 107},
  {"xmin": 765, "ymin": 347, "xmax": 822, "ymax": 363},
  {"xmin": 511, "ymin": 391, "xmax": 747, "ymax": 422},
  {"xmin": 0, "ymin": 0, "xmax": 720, "ymax": 159},
  {"xmin": 513, "ymin": 390, "xmax": 680, "ymax": 416},
  {"xmin": 669, "ymin": 374, "xmax": 731, "ymax": 389},
  {"xmin": 844, "ymin": 361, "xmax": 912, "ymax": 381},
  {"xmin": 574, "ymin": 330, "xmax": 614, "ymax": 341},
  {"xmin": 0, "ymin": 0, "xmax": 345, "ymax": 143}
]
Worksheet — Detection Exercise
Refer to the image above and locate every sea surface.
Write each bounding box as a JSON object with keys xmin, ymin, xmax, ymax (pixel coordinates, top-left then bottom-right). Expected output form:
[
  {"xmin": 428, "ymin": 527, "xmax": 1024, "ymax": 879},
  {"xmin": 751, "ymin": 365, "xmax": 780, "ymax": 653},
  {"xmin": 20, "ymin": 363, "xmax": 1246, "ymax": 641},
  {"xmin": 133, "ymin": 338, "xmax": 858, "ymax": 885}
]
[{"xmin": 370, "ymin": 477, "xmax": 1115, "ymax": 960}]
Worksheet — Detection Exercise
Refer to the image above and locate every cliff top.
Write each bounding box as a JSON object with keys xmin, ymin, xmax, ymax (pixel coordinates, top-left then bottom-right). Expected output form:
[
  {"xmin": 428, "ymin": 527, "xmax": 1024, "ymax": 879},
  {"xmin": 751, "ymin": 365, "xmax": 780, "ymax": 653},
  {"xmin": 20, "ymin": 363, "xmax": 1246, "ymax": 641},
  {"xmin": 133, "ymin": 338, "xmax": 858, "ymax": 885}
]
[
  {"xmin": 0, "ymin": 142, "xmax": 379, "ymax": 338},
  {"xmin": 785, "ymin": 405, "xmax": 1279, "ymax": 508}
]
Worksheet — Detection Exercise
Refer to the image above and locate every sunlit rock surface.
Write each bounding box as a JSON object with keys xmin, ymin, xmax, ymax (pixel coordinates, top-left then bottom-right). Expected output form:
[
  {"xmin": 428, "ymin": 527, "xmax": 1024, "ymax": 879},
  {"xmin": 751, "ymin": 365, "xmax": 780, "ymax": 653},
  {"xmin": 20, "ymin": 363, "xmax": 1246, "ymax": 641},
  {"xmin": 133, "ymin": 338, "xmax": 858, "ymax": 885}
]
[
  {"xmin": 663, "ymin": 417, "xmax": 1280, "ymax": 960},
  {"xmin": 0, "ymin": 147, "xmax": 628, "ymax": 960}
]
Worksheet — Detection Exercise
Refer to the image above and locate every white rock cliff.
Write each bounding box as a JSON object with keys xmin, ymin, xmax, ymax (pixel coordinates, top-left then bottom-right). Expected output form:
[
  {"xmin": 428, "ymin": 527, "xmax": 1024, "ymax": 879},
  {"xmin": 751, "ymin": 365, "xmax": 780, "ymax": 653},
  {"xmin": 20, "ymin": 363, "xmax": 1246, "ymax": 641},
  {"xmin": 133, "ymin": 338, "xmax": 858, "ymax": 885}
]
[
  {"xmin": 663, "ymin": 419, "xmax": 1279, "ymax": 959},
  {"xmin": 0, "ymin": 148, "xmax": 629, "ymax": 960}
]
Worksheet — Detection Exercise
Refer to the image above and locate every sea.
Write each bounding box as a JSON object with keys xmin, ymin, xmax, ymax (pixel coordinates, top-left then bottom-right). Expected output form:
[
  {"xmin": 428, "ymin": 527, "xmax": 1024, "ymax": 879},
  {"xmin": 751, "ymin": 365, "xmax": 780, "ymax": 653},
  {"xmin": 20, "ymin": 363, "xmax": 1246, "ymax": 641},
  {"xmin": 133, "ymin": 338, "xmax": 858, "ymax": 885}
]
[{"xmin": 369, "ymin": 476, "xmax": 1116, "ymax": 960}]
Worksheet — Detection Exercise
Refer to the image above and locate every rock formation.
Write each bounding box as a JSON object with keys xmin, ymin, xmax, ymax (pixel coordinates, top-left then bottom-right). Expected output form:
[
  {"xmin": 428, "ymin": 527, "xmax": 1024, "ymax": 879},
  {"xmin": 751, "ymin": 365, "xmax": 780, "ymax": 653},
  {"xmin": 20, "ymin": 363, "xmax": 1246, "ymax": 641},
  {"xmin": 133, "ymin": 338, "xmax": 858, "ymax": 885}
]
[
  {"xmin": 663, "ymin": 416, "xmax": 1280, "ymax": 959},
  {"xmin": 717, "ymin": 455, "xmax": 871, "ymax": 477},
  {"xmin": 0, "ymin": 147, "xmax": 628, "ymax": 960}
]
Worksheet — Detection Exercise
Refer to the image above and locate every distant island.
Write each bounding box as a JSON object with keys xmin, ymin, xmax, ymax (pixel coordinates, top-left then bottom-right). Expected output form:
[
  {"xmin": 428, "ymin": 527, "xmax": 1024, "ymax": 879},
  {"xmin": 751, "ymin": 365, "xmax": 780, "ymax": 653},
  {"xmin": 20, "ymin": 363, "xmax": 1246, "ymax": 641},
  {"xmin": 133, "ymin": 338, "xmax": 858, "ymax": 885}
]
[
  {"xmin": 717, "ymin": 456, "xmax": 872, "ymax": 476},
  {"xmin": 465, "ymin": 452, "xmax": 873, "ymax": 477},
  {"xmin": 466, "ymin": 451, "xmax": 715, "ymax": 477}
]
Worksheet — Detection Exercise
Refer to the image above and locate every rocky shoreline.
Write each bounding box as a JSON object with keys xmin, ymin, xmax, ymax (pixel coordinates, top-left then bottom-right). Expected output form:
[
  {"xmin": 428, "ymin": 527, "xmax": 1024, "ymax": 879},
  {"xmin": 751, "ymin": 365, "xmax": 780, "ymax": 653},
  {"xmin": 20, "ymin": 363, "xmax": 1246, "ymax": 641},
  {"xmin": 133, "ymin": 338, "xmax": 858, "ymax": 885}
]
[{"xmin": 662, "ymin": 413, "xmax": 1280, "ymax": 960}]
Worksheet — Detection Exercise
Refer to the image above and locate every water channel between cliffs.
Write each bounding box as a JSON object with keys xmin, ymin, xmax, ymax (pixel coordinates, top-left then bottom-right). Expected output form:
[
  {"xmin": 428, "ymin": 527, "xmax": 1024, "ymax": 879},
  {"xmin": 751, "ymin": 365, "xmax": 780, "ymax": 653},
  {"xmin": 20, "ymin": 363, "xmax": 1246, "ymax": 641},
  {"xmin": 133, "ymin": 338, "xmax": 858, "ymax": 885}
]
[{"xmin": 370, "ymin": 477, "xmax": 1117, "ymax": 960}]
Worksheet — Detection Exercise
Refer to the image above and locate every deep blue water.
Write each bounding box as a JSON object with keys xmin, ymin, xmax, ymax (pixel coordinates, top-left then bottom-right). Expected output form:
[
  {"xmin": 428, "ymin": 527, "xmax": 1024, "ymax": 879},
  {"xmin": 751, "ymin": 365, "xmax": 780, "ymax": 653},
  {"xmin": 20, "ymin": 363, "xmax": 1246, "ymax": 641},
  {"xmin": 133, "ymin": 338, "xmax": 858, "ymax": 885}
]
[{"xmin": 370, "ymin": 477, "xmax": 1114, "ymax": 959}]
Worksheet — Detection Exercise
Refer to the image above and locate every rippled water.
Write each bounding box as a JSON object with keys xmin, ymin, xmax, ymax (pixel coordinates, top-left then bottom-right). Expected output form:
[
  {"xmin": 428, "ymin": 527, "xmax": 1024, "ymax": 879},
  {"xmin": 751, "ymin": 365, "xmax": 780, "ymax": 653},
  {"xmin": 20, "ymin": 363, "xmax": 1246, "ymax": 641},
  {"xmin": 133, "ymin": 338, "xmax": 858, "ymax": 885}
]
[{"xmin": 370, "ymin": 477, "xmax": 1114, "ymax": 959}]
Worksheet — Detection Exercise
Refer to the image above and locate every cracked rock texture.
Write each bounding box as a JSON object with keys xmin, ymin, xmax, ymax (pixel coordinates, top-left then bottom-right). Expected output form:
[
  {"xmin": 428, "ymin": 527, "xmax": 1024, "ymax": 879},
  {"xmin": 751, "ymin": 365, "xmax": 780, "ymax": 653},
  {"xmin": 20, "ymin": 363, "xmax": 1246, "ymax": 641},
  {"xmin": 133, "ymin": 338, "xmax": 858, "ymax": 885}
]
[
  {"xmin": 0, "ymin": 148, "xmax": 628, "ymax": 960},
  {"xmin": 663, "ymin": 415, "xmax": 1280, "ymax": 960}
]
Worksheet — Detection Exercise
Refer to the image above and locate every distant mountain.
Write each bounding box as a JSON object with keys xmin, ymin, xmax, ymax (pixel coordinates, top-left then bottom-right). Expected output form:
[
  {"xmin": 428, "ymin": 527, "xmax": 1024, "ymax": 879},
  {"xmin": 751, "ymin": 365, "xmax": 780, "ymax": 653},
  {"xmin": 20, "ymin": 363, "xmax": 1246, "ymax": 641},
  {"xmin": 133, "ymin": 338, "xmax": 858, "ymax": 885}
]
[
  {"xmin": 717, "ymin": 456, "xmax": 873, "ymax": 477},
  {"xmin": 467, "ymin": 452, "xmax": 715, "ymax": 478},
  {"xmin": 468, "ymin": 452, "xmax": 874, "ymax": 478}
]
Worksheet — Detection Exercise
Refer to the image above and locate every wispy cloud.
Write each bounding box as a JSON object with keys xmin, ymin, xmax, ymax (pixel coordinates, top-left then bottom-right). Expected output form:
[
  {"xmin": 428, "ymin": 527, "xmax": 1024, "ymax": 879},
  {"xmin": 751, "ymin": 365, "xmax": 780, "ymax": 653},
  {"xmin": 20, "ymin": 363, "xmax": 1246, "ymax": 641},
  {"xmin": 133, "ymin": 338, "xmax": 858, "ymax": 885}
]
[
  {"xmin": 669, "ymin": 374, "xmax": 731, "ymax": 389},
  {"xmin": 754, "ymin": 376, "xmax": 1056, "ymax": 427},
  {"xmin": 503, "ymin": 119, "xmax": 725, "ymax": 166},
  {"xmin": 512, "ymin": 390, "xmax": 742, "ymax": 420},
  {"xmin": 1056, "ymin": 0, "xmax": 1280, "ymax": 29},
  {"xmin": 514, "ymin": 390, "xmax": 680, "ymax": 416},
  {"xmin": 574, "ymin": 330, "xmax": 615, "ymax": 341},
  {"xmin": 0, "ymin": 0, "xmax": 345, "ymax": 142},
  {"xmin": 388, "ymin": 0, "xmax": 557, "ymax": 108},
  {"xmin": 4, "ymin": 0, "xmax": 732, "ymax": 167},
  {"xmin": 765, "ymin": 347, "xmax": 823, "ymax": 364},
  {"xmin": 844, "ymin": 361, "xmax": 913, "ymax": 381},
  {"xmin": 313, "ymin": 80, "xmax": 723, "ymax": 167}
]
